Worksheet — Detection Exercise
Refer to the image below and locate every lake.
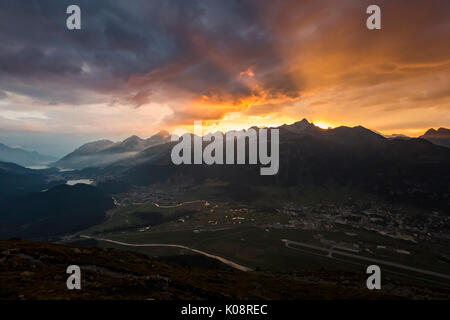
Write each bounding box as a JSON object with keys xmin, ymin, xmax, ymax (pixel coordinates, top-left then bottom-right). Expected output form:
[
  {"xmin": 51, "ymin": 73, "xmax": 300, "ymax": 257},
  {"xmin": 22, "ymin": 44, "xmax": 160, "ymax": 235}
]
[{"xmin": 66, "ymin": 179, "xmax": 94, "ymax": 186}]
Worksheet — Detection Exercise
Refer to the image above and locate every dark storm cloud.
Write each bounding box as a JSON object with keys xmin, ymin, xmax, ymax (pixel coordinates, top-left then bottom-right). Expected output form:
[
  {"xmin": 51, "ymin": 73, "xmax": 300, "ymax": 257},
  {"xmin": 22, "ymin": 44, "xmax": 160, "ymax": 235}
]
[
  {"xmin": 0, "ymin": 0, "xmax": 448, "ymax": 132},
  {"xmin": 0, "ymin": 0, "xmax": 179, "ymax": 103},
  {"xmin": 0, "ymin": 0, "xmax": 293, "ymax": 108}
]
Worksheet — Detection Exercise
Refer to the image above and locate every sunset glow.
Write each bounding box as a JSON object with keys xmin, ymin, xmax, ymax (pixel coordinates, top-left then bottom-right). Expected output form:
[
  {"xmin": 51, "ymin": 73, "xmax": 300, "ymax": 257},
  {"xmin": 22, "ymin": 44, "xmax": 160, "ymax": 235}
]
[
  {"xmin": 312, "ymin": 122, "xmax": 334, "ymax": 130},
  {"xmin": 0, "ymin": 0, "xmax": 448, "ymax": 153}
]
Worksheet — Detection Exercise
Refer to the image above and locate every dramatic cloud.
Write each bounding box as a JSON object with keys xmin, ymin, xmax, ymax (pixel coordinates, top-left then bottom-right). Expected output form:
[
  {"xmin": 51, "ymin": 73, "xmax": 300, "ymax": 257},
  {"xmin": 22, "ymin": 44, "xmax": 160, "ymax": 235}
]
[{"xmin": 0, "ymin": 0, "xmax": 448, "ymax": 139}]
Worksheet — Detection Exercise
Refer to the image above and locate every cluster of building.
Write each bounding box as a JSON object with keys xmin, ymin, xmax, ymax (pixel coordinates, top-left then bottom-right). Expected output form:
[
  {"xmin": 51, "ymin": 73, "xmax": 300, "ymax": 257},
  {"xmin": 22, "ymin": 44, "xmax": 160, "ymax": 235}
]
[
  {"xmin": 113, "ymin": 186, "xmax": 177, "ymax": 206},
  {"xmin": 274, "ymin": 202, "xmax": 450, "ymax": 242}
]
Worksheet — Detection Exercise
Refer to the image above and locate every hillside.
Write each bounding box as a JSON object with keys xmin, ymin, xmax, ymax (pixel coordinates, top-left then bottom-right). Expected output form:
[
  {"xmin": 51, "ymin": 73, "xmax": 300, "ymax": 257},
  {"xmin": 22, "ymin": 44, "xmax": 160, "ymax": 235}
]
[
  {"xmin": 0, "ymin": 184, "xmax": 114, "ymax": 239},
  {"xmin": 0, "ymin": 161, "xmax": 57, "ymax": 200},
  {"xmin": 1, "ymin": 239, "xmax": 448, "ymax": 300}
]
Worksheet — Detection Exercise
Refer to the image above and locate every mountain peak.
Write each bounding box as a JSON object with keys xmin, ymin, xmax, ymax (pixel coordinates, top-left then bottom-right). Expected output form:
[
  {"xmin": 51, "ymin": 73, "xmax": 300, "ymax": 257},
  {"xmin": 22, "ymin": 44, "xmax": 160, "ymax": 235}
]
[
  {"xmin": 422, "ymin": 127, "xmax": 450, "ymax": 138},
  {"xmin": 60, "ymin": 139, "xmax": 115, "ymax": 159},
  {"xmin": 424, "ymin": 128, "xmax": 438, "ymax": 136},
  {"xmin": 123, "ymin": 135, "xmax": 144, "ymax": 142},
  {"xmin": 294, "ymin": 118, "xmax": 310, "ymax": 125},
  {"xmin": 437, "ymin": 127, "xmax": 450, "ymax": 135},
  {"xmin": 152, "ymin": 130, "xmax": 170, "ymax": 138},
  {"xmin": 280, "ymin": 118, "xmax": 318, "ymax": 134}
]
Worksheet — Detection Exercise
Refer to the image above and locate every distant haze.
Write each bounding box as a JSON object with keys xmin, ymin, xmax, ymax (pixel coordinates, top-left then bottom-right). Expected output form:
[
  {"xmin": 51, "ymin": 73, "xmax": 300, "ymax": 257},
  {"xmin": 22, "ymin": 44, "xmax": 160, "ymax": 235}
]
[{"xmin": 0, "ymin": 131, "xmax": 132, "ymax": 158}]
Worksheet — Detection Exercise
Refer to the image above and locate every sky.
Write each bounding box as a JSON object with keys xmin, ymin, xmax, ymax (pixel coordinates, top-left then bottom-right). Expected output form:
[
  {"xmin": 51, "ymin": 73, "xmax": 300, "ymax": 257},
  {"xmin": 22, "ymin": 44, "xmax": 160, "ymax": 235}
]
[{"xmin": 0, "ymin": 0, "xmax": 449, "ymax": 156}]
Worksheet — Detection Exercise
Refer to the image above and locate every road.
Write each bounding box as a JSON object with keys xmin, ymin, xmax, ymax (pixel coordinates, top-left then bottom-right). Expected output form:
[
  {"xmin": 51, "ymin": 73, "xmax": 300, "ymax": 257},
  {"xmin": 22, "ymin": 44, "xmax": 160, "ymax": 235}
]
[
  {"xmin": 152, "ymin": 200, "xmax": 208, "ymax": 208},
  {"xmin": 80, "ymin": 235, "xmax": 253, "ymax": 272},
  {"xmin": 282, "ymin": 239, "xmax": 450, "ymax": 281}
]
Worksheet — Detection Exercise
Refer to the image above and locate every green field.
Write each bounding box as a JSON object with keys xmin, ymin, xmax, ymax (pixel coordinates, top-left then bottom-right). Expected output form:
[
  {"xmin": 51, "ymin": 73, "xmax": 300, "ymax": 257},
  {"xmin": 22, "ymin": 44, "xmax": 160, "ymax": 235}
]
[{"xmin": 73, "ymin": 189, "xmax": 450, "ymax": 289}]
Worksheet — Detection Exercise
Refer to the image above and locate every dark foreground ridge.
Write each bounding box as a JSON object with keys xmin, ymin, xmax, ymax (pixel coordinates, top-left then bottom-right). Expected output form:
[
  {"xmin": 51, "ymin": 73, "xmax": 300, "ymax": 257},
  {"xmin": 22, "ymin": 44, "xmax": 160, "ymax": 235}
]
[{"xmin": 1, "ymin": 239, "xmax": 449, "ymax": 300}]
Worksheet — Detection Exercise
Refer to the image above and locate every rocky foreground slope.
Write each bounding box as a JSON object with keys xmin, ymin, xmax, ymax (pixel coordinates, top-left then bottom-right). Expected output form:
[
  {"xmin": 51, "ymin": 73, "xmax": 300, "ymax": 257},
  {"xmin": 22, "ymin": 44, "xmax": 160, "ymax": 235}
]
[{"xmin": 1, "ymin": 239, "xmax": 449, "ymax": 300}]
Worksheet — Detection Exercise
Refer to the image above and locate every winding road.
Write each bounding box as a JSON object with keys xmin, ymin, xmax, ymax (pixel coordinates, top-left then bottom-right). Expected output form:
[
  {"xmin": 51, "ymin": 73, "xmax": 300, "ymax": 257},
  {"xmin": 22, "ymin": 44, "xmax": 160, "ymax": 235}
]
[{"xmin": 80, "ymin": 235, "xmax": 253, "ymax": 272}]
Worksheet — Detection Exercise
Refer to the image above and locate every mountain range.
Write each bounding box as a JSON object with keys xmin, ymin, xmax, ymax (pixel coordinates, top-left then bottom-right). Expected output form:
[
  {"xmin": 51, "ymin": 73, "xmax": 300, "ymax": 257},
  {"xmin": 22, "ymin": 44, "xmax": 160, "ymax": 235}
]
[
  {"xmin": 0, "ymin": 118, "xmax": 448, "ymax": 240},
  {"xmin": 28, "ymin": 122, "xmax": 447, "ymax": 173},
  {"xmin": 8, "ymin": 122, "xmax": 448, "ymax": 173},
  {"xmin": 70, "ymin": 118, "xmax": 449, "ymax": 210},
  {"xmin": 52, "ymin": 130, "xmax": 170, "ymax": 169},
  {"xmin": 0, "ymin": 143, "xmax": 56, "ymax": 167},
  {"xmin": 420, "ymin": 127, "xmax": 450, "ymax": 148}
]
